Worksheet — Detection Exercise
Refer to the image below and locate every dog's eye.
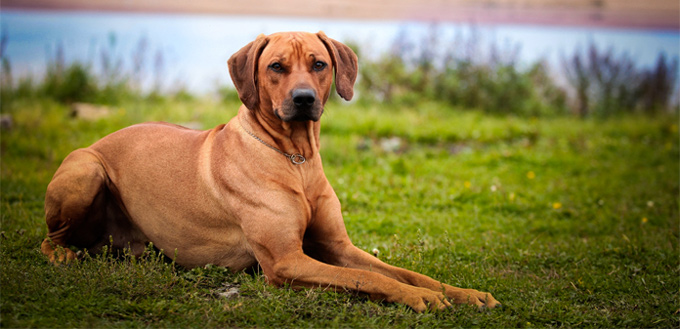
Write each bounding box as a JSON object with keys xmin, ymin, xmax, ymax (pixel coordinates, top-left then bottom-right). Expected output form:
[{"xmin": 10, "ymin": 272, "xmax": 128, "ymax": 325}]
[
  {"xmin": 269, "ymin": 62, "xmax": 284, "ymax": 73},
  {"xmin": 313, "ymin": 61, "xmax": 327, "ymax": 71}
]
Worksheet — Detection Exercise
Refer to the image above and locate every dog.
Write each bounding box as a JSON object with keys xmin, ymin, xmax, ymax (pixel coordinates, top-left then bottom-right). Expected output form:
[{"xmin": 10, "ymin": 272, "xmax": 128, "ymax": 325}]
[{"xmin": 41, "ymin": 31, "xmax": 500, "ymax": 312}]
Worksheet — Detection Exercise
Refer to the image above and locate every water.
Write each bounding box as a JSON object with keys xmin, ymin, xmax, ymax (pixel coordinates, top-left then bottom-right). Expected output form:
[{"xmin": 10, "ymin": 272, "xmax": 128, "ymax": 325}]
[{"xmin": 2, "ymin": 9, "xmax": 678, "ymax": 94}]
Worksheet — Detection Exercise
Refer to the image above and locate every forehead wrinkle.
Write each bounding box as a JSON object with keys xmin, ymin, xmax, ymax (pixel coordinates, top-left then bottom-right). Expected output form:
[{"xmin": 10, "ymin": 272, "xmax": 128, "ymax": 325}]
[
  {"xmin": 263, "ymin": 33, "xmax": 329, "ymax": 67},
  {"xmin": 290, "ymin": 36, "xmax": 305, "ymax": 65},
  {"xmin": 264, "ymin": 38, "xmax": 302, "ymax": 64}
]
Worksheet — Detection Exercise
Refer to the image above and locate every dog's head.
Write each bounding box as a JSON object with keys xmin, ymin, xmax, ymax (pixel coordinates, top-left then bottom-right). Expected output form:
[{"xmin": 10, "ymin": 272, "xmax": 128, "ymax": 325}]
[{"xmin": 228, "ymin": 31, "xmax": 357, "ymax": 122}]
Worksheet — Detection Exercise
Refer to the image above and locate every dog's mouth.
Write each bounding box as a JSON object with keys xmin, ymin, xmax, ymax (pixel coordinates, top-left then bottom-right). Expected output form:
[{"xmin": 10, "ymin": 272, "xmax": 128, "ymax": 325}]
[
  {"xmin": 290, "ymin": 111, "xmax": 321, "ymax": 122},
  {"xmin": 275, "ymin": 105, "xmax": 323, "ymax": 122}
]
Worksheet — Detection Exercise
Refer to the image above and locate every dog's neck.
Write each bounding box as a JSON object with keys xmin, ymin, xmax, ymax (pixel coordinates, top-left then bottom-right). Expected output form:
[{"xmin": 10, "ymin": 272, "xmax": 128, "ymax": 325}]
[{"xmin": 238, "ymin": 106, "xmax": 320, "ymax": 161}]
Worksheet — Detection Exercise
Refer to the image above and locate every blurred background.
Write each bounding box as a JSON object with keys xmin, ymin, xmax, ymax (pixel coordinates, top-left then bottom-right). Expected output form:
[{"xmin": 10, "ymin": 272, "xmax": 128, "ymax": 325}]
[{"xmin": 0, "ymin": 0, "xmax": 678, "ymax": 117}]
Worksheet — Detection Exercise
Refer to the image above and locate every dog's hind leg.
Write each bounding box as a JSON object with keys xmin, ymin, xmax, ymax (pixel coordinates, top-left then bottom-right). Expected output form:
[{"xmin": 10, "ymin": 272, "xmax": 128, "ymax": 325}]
[{"xmin": 41, "ymin": 149, "xmax": 110, "ymax": 264}]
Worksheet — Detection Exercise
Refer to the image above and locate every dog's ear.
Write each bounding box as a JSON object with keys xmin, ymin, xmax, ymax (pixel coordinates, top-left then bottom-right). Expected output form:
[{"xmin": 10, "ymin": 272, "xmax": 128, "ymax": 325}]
[
  {"xmin": 228, "ymin": 34, "xmax": 269, "ymax": 110},
  {"xmin": 317, "ymin": 31, "xmax": 358, "ymax": 101}
]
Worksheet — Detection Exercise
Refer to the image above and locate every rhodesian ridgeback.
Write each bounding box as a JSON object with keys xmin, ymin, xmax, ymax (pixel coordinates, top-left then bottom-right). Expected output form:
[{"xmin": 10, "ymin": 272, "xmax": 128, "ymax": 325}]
[{"xmin": 41, "ymin": 31, "xmax": 500, "ymax": 312}]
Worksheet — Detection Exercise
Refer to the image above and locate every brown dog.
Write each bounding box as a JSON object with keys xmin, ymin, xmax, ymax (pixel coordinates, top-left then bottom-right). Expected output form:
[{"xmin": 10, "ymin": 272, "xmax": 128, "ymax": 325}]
[{"xmin": 41, "ymin": 31, "xmax": 500, "ymax": 312}]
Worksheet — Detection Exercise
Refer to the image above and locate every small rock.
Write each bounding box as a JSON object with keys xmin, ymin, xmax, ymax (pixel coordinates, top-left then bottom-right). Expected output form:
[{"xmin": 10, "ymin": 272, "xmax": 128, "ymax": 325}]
[
  {"xmin": 0, "ymin": 114, "xmax": 13, "ymax": 131},
  {"xmin": 379, "ymin": 137, "xmax": 402, "ymax": 153},
  {"xmin": 70, "ymin": 103, "xmax": 111, "ymax": 121},
  {"xmin": 356, "ymin": 137, "xmax": 372, "ymax": 151},
  {"xmin": 215, "ymin": 285, "xmax": 240, "ymax": 299},
  {"xmin": 179, "ymin": 121, "xmax": 203, "ymax": 130},
  {"xmin": 448, "ymin": 143, "xmax": 470, "ymax": 155}
]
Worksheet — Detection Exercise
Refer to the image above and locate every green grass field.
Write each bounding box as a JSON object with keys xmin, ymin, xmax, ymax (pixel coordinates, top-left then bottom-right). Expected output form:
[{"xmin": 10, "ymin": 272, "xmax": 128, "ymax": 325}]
[{"xmin": 1, "ymin": 97, "xmax": 678, "ymax": 328}]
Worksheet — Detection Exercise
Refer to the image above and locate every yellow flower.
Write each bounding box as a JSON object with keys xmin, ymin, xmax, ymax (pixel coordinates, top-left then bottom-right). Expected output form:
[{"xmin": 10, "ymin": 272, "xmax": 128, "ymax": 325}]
[
  {"xmin": 642, "ymin": 217, "xmax": 648, "ymax": 224},
  {"xmin": 464, "ymin": 181, "xmax": 471, "ymax": 189},
  {"xmin": 552, "ymin": 202, "xmax": 562, "ymax": 209},
  {"xmin": 527, "ymin": 171, "xmax": 535, "ymax": 179},
  {"xmin": 509, "ymin": 192, "xmax": 516, "ymax": 201}
]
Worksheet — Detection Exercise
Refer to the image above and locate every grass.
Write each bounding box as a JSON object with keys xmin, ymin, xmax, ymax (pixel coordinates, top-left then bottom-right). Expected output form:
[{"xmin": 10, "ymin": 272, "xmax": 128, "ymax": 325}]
[{"xmin": 1, "ymin": 97, "xmax": 678, "ymax": 328}]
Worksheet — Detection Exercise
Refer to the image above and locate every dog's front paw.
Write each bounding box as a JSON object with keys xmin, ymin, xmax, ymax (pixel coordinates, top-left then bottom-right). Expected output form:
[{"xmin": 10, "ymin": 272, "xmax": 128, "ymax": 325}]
[
  {"xmin": 392, "ymin": 286, "xmax": 452, "ymax": 312},
  {"xmin": 445, "ymin": 286, "xmax": 501, "ymax": 309}
]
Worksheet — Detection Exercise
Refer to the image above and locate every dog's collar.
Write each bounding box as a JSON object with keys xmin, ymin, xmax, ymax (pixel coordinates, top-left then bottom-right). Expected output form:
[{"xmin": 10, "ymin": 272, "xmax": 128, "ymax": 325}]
[{"xmin": 239, "ymin": 116, "xmax": 306, "ymax": 165}]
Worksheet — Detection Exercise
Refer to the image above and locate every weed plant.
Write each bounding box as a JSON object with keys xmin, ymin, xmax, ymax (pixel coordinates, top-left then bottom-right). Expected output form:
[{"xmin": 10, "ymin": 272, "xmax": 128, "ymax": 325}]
[
  {"xmin": 358, "ymin": 28, "xmax": 569, "ymax": 117},
  {"xmin": 563, "ymin": 43, "xmax": 679, "ymax": 117},
  {"xmin": 358, "ymin": 26, "xmax": 678, "ymax": 118},
  {"xmin": 0, "ymin": 32, "xmax": 187, "ymax": 113}
]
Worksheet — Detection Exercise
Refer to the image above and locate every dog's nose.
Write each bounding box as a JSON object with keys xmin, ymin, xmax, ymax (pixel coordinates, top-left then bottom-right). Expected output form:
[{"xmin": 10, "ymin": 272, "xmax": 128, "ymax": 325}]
[{"xmin": 292, "ymin": 89, "xmax": 316, "ymax": 109}]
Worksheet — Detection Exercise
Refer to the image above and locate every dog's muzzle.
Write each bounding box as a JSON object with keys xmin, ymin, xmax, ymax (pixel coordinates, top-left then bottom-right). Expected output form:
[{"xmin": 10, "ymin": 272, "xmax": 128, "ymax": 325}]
[{"xmin": 284, "ymin": 88, "xmax": 321, "ymax": 122}]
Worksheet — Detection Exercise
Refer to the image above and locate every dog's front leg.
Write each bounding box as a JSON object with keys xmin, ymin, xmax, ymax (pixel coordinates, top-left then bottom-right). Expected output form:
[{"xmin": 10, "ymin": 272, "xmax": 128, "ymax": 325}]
[
  {"xmin": 260, "ymin": 249, "xmax": 452, "ymax": 312},
  {"xmin": 304, "ymin": 189, "xmax": 502, "ymax": 309}
]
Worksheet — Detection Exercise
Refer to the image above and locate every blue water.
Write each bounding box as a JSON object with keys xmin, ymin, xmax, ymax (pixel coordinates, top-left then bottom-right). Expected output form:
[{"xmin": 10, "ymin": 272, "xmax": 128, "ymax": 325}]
[{"xmin": 2, "ymin": 9, "xmax": 678, "ymax": 94}]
